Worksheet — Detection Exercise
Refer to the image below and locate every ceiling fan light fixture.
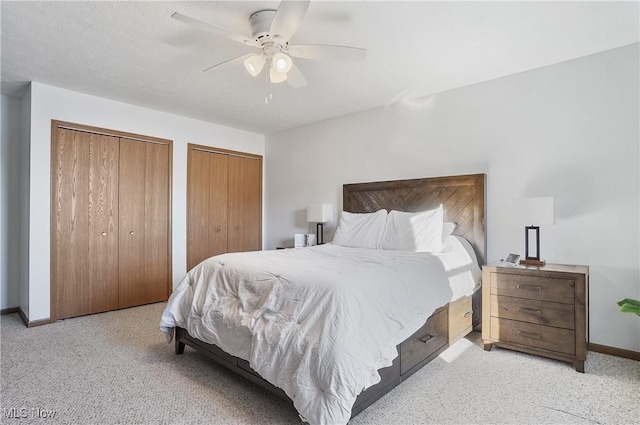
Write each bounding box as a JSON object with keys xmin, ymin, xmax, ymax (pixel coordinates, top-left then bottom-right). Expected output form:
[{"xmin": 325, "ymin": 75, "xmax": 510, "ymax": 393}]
[
  {"xmin": 174, "ymin": 2, "xmax": 363, "ymax": 92},
  {"xmin": 269, "ymin": 66, "xmax": 288, "ymax": 83},
  {"xmin": 244, "ymin": 54, "xmax": 265, "ymax": 77},
  {"xmin": 271, "ymin": 52, "xmax": 292, "ymax": 74}
]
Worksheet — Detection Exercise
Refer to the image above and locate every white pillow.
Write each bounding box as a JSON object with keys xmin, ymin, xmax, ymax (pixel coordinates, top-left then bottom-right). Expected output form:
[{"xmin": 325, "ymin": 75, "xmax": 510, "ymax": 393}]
[
  {"xmin": 380, "ymin": 205, "xmax": 444, "ymax": 252},
  {"xmin": 442, "ymin": 222, "xmax": 456, "ymax": 244},
  {"xmin": 332, "ymin": 209, "xmax": 388, "ymax": 249}
]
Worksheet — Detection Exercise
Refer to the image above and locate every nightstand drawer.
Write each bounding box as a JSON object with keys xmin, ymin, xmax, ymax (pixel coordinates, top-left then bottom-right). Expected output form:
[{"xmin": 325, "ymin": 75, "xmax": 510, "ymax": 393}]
[
  {"xmin": 489, "ymin": 317, "xmax": 575, "ymax": 355},
  {"xmin": 490, "ymin": 295, "xmax": 575, "ymax": 329},
  {"xmin": 490, "ymin": 272, "xmax": 575, "ymax": 304}
]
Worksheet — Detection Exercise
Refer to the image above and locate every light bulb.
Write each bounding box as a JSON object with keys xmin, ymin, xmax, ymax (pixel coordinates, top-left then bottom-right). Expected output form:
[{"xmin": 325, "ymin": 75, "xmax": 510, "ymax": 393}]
[{"xmin": 271, "ymin": 52, "xmax": 292, "ymax": 74}]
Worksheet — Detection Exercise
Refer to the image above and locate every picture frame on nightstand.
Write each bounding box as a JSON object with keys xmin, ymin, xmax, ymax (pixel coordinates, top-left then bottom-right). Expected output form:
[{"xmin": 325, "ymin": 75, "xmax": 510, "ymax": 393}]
[{"xmin": 504, "ymin": 253, "xmax": 520, "ymax": 265}]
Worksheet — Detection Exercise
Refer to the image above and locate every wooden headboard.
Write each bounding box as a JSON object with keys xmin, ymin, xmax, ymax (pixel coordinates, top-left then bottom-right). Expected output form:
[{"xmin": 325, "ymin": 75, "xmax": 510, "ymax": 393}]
[{"xmin": 343, "ymin": 174, "xmax": 486, "ymax": 264}]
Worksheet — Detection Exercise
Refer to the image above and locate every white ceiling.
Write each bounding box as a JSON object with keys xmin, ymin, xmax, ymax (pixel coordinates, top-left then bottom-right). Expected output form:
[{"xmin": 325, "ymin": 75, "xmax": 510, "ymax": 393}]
[{"xmin": 2, "ymin": 1, "xmax": 638, "ymax": 135}]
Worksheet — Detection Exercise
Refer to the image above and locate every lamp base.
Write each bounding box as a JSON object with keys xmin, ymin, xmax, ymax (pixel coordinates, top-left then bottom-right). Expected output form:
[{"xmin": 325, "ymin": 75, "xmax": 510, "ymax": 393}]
[
  {"xmin": 519, "ymin": 259, "xmax": 545, "ymax": 267},
  {"xmin": 316, "ymin": 222, "xmax": 324, "ymax": 245}
]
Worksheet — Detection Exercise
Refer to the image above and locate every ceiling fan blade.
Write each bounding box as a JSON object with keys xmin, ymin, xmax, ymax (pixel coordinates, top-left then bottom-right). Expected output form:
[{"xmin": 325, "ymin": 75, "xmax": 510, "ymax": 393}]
[
  {"xmin": 171, "ymin": 12, "xmax": 258, "ymax": 47},
  {"xmin": 288, "ymin": 44, "xmax": 366, "ymax": 61},
  {"xmin": 203, "ymin": 54, "xmax": 254, "ymax": 73},
  {"xmin": 270, "ymin": 0, "xmax": 310, "ymax": 42},
  {"xmin": 286, "ymin": 63, "xmax": 307, "ymax": 88}
]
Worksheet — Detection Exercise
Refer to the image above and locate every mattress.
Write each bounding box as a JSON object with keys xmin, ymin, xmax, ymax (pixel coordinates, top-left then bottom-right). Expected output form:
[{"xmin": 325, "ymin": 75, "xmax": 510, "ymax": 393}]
[{"xmin": 160, "ymin": 236, "xmax": 480, "ymax": 425}]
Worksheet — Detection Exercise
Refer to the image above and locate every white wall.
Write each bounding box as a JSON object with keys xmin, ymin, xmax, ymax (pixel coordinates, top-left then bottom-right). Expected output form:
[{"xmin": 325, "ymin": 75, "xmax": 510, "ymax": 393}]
[
  {"xmin": 20, "ymin": 87, "xmax": 31, "ymax": 317},
  {"xmin": 0, "ymin": 96, "xmax": 22, "ymax": 310},
  {"xmin": 265, "ymin": 44, "xmax": 640, "ymax": 352},
  {"xmin": 20, "ymin": 82, "xmax": 264, "ymax": 321}
]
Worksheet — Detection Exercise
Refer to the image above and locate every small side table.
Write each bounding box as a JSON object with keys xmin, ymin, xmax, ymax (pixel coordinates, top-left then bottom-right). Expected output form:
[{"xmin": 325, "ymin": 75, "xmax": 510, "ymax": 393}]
[{"xmin": 482, "ymin": 262, "xmax": 589, "ymax": 372}]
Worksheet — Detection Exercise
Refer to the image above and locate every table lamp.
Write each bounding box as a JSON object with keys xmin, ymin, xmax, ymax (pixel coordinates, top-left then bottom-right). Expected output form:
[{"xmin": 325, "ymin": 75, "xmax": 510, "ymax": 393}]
[
  {"xmin": 509, "ymin": 197, "xmax": 555, "ymax": 266},
  {"xmin": 307, "ymin": 204, "xmax": 333, "ymax": 245}
]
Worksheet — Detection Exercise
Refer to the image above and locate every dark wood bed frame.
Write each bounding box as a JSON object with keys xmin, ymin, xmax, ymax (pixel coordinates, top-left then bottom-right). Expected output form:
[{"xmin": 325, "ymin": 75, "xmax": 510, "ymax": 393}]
[{"xmin": 175, "ymin": 173, "xmax": 486, "ymax": 420}]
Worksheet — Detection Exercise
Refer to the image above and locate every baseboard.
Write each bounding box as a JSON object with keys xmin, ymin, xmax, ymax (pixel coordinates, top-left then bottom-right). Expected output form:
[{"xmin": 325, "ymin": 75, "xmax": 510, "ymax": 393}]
[
  {"xmin": 589, "ymin": 342, "xmax": 640, "ymax": 361},
  {"xmin": 18, "ymin": 308, "xmax": 51, "ymax": 328},
  {"xmin": 18, "ymin": 307, "xmax": 28, "ymax": 326},
  {"xmin": 1, "ymin": 307, "xmax": 19, "ymax": 315}
]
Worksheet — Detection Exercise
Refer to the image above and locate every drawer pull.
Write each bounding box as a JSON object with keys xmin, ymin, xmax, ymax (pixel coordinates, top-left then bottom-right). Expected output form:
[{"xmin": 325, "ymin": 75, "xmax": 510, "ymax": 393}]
[
  {"xmin": 516, "ymin": 284, "xmax": 542, "ymax": 291},
  {"xmin": 517, "ymin": 330, "xmax": 542, "ymax": 340},
  {"xmin": 420, "ymin": 334, "xmax": 435, "ymax": 344},
  {"xmin": 517, "ymin": 307, "xmax": 542, "ymax": 315},
  {"xmin": 463, "ymin": 311, "xmax": 472, "ymax": 318}
]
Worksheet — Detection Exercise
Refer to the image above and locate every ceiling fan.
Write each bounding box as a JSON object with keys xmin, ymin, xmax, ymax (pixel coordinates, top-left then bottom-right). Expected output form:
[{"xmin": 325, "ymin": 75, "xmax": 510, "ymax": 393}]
[{"xmin": 172, "ymin": 0, "xmax": 366, "ymax": 88}]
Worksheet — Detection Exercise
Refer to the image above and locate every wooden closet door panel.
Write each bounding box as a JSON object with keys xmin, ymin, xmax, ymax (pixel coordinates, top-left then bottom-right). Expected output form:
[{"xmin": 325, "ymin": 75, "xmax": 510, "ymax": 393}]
[
  {"xmin": 208, "ymin": 152, "xmax": 229, "ymax": 257},
  {"xmin": 143, "ymin": 141, "xmax": 170, "ymax": 303},
  {"xmin": 52, "ymin": 128, "xmax": 91, "ymax": 319},
  {"xmin": 118, "ymin": 139, "xmax": 147, "ymax": 308},
  {"xmin": 187, "ymin": 149, "xmax": 228, "ymax": 270},
  {"xmin": 227, "ymin": 155, "xmax": 261, "ymax": 253},
  {"xmin": 87, "ymin": 133, "xmax": 120, "ymax": 313},
  {"xmin": 187, "ymin": 149, "xmax": 211, "ymax": 270}
]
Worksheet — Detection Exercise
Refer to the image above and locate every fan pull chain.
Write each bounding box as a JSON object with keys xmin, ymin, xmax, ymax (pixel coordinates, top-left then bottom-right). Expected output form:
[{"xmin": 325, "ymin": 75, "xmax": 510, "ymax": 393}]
[
  {"xmin": 265, "ymin": 68, "xmax": 269, "ymax": 104},
  {"xmin": 264, "ymin": 66, "xmax": 273, "ymax": 104}
]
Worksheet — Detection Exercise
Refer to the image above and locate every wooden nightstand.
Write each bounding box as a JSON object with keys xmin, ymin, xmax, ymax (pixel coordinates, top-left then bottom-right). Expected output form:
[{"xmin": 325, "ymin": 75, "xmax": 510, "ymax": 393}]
[{"xmin": 482, "ymin": 262, "xmax": 589, "ymax": 372}]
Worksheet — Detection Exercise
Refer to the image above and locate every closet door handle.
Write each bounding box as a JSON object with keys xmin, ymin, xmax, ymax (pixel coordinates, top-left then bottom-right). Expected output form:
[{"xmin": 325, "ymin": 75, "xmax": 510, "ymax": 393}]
[
  {"xmin": 129, "ymin": 231, "xmax": 135, "ymax": 235},
  {"xmin": 216, "ymin": 228, "xmax": 221, "ymax": 233},
  {"xmin": 101, "ymin": 232, "xmax": 106, "ymax": 236},
  {"xmin": 234, "ymin": 227, "xmax": 239, "ymax": 232}
]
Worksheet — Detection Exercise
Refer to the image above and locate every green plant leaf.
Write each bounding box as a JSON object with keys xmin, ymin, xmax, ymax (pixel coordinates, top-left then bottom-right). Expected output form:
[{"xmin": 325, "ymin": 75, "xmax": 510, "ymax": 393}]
[{"xmin": 618, "ymin": 298, "xmax": 640, "ymax": 316}]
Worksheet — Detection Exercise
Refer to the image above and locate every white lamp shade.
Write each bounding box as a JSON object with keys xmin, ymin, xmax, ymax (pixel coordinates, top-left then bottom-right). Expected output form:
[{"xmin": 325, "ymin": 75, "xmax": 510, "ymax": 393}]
[
  {"xmin": 269, "ymin": 66, "xmax": 288, "ymax": 83},
  {"xmin": 509, "ymin": 197, "xmax": 555, "ymax": 226},
  {"xmin": 244, "ymin": 54, "xmax": 265, "ymax": 77},
  {"xmin": 307, "ymin": 204, "xmax": 334, "ymax": 223}
]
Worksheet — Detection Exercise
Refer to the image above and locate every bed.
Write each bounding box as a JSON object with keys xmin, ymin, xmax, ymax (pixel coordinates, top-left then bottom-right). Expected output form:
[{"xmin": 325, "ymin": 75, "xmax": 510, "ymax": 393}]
[{"xmin": 160, "ymin": 173, "xmax": 486, "ymax": 424}]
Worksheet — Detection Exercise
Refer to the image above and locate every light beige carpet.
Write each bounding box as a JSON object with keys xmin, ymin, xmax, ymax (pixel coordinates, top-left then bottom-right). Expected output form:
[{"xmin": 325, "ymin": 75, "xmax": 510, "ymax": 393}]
[{"xmin": 1, "ymin": 302, "xmax": 638, "ymax": 424}]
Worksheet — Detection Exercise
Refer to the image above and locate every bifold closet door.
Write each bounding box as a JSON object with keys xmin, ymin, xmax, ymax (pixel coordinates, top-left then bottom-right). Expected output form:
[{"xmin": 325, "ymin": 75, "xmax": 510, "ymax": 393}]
[
  {"xmin": 187, "ymin": 146, "xmax": 262, "ymax": 270},
  {"xmin": 52, "ymin": 128, "xmax": 119, "ymax": 320},
  {"xmin": 187, "ymin": 149, "xmax": 228, "ymax": 270},
  {"xmin": 119, "ymin": 139, "xmax": 170, "ymax": 308},
  {"xmin": 227, "ymin": 155, "xmax": 261, "ymax": 253}
]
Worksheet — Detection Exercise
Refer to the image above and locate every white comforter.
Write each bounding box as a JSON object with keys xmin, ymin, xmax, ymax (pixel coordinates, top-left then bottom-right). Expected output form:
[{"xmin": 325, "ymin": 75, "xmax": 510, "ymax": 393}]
[{"xmin": 160, "ymin": 237, "xmax": 480, "ymax": 425}]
